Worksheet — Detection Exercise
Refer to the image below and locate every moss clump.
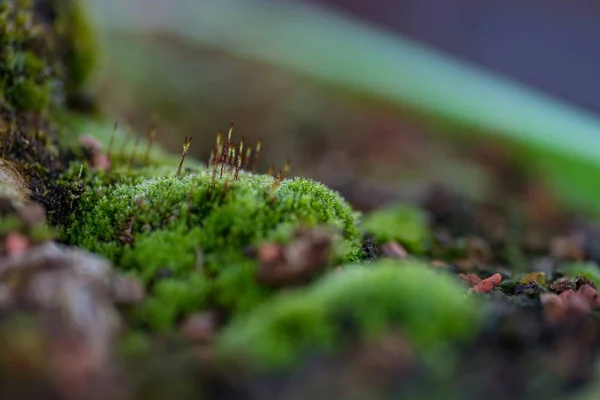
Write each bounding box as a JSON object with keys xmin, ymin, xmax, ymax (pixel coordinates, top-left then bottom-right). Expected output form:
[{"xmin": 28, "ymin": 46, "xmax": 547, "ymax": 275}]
[
  {"xmin": 363, "ymin": 203, "xmax": 432, "ymax": 254},
  {"xmin": 63, "ymin": 165, "xmax": 362, "ymax": 329},
  {"xmin": 216, "ymin": 259, "xmax": 483, "ymax": 369}
]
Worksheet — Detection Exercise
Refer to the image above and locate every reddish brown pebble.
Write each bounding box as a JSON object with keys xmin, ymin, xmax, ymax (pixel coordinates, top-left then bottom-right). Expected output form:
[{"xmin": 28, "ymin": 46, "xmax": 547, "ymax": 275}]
[
  {"xmin": 381, "ymin": 241, "xmax": 408, "ymax": 259},
  {"xmin": 471, "ymin": 273, "xmax": 502, "ymax": 294},
  {"xmin": 5, "ymin": 233, "xmax": 29, "ymax": 256},
  {"xmin": 459, "ymin": 273, "xmax": 481, "ymax": 288}
]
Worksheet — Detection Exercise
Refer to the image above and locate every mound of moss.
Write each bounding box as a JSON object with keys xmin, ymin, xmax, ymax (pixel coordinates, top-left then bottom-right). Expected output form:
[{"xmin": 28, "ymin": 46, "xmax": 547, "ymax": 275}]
[
  {"xmin": 63, "ymin": 164, "xmax": 363, "ymax": 329},
  {"xmin": 216, "ymin": 259, "xmax": 483, "ymax": 369}
]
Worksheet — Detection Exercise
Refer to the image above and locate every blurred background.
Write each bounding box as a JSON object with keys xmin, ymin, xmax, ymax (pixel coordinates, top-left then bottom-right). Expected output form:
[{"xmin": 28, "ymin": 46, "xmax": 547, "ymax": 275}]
[{"xmin": 81, "ymin": 0, "xmax": 600, "ymax": 214}]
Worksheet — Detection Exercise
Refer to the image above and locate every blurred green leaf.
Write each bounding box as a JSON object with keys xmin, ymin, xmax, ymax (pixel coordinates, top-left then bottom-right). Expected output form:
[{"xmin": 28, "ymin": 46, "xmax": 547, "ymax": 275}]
[{"xmin": 89, "ymin": 0, "xmax": 600, "ymax": 217}]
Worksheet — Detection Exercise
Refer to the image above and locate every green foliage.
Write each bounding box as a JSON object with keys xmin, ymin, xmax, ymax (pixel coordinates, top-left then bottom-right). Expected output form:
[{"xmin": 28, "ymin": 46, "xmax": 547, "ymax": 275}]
[
  {"xmin": 363, "ymin": 203, "xmax": 432, "ymax": 254},
  {"xmin": 216, "ymin": 259, "xmax": 483, "ymax": 369},
  {"xmin": 134, "ymin": 274, "xmax": 210, "ymax": 332},
  {"xmin": 64, "ymin": 166, "xmax": 362, "ymax": 327}
]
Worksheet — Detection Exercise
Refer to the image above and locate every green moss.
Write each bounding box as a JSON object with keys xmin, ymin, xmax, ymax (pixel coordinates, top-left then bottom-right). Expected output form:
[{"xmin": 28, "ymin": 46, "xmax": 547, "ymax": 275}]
[
  {"xmin": 363, "ymin": 203, "xmax": 432, "ymax": 254},
  {"xmin": 134, "ymin": 274, "xmax": 210, "ymax": 332},
  {"xmin": 63, "ymin": 166, "xmax": 362, "ymax": 327},
  {"xmin": 216, "ymin": 259, "xmax": 483, "ymax": 369}
]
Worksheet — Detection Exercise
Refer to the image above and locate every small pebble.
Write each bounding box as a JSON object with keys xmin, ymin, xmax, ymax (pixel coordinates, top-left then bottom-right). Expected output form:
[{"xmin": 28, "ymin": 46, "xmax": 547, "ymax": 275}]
[{"xmin": 471, "ymin": 273, "xmax": 502, "ymax": 294}]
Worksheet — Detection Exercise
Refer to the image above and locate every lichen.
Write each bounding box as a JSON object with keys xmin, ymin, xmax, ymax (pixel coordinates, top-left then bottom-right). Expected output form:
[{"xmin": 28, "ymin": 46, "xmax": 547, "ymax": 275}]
[{"xmin": 216, "ymin": 259, "xmax": 483, "ymax": 369}]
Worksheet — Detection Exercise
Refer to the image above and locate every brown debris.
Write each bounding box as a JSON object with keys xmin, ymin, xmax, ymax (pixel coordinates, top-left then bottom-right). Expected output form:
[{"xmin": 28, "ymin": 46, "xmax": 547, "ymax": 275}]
[{"xmin": 256, "ymin": 228, "xmax": 334, "ymax": 287}]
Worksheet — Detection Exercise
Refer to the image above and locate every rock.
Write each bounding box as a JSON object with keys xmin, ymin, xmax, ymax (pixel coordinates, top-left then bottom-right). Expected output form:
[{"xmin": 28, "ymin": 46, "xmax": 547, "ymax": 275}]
[
  {"xmin": 0, "ymin": 242, "xmax": 128, "ymax": 399},
  {"xmin": 471, "ymin": 273, "xmax": 502, "ymax": 294}
]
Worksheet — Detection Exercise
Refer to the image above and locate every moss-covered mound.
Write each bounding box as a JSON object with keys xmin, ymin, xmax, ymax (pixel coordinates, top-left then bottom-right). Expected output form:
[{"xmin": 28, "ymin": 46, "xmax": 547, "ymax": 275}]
[
  {"xmin": 63, "ymin": 163, "xmax": 363, "ymax": 329},
  {"xmin": 216, "ymin": 259, "xmax": 483, "ymax": 369}
]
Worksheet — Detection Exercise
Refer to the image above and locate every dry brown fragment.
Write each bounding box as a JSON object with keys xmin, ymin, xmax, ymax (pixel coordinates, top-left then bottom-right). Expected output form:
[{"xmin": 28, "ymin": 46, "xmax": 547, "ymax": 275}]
[{"xmin": 381, "ymin": 241, "xmax": 408, "ymax": 259}]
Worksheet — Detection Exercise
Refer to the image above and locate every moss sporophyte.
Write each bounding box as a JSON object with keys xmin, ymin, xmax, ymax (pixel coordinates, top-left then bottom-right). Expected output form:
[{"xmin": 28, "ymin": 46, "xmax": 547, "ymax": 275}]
[{"xmin": 62, "ymin": 124, "xmax": 363, "ymax": 330}]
